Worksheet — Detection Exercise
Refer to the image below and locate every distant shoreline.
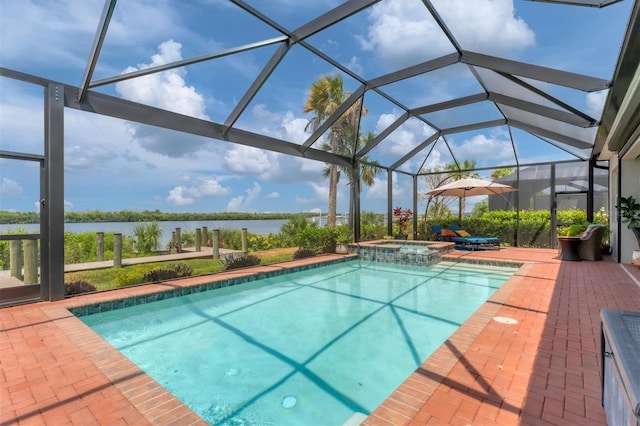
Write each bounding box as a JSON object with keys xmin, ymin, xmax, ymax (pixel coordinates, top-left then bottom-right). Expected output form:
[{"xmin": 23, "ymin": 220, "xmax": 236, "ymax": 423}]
[{"xmin": 0, "ymin": 210, "xmax": 317, "ymax": 225}]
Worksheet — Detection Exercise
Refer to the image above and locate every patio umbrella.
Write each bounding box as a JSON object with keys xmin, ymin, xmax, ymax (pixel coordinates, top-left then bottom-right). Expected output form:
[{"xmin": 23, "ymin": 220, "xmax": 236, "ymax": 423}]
[{"xmin": 427, "ymin": 177, "xmax": 517, "ymax": 224}]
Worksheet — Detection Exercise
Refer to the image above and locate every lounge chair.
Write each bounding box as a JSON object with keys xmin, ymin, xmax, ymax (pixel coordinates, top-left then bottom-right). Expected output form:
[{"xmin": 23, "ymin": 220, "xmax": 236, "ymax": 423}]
[
  {"xmin": 578, "ymin": 224, "xmax": 605, "ymax": 261},
  {"xmin": 434, "ymin": 226, "xmax": 501, "ymax": 250}
]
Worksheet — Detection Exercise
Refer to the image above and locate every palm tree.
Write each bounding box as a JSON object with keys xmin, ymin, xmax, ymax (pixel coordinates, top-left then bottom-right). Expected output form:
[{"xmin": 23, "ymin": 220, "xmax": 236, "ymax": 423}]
[
  {"xmin": 132, "ymin": 222, "xmax": 162, "ymax": 255},
  {"xmin": 280, "ymin": 214, "xmax": 316, "ymax": 247},
  {"xmin": 320, "ymin": 129, "xmax": 381, "ymax": 229},
  {"xmin": 304, "ymin": 74, "xmax": 363, "ymax": 227},
  {"xmin": 421, "ymin": 160, "xmax": 479, "ymax": 225},
  {"xmin": 491, "ymin": 167, "xmax": 514, "ymax": 180}
]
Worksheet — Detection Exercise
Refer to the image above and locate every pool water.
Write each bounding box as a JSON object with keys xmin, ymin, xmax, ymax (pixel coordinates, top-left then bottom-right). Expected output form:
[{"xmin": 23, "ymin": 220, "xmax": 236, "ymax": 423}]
[{"xmin": 80, "ymin": 260, "xmax": 517, "ymax": 425}]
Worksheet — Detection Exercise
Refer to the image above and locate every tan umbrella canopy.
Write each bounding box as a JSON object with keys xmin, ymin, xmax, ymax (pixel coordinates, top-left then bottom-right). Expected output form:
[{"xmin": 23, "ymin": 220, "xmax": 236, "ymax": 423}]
[
  {"xmin": 427, "ymin": 177, "xmax": 517, "ymax": 225},
  {"xmin": 427, "ymin": 177, "xmax": 516, "ymax": 198}
]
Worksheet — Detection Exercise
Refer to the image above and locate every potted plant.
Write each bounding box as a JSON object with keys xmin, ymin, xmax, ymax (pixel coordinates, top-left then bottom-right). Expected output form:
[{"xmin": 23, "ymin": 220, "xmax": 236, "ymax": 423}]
[
  {"xmin": 334, "ymin": 225, "xmax": 351, "ymax": 254},
  {"xmin": 616, "ymin": 195, "xmax": 640, "ymax": 263},
  {"xmin": 393, "ymin": 207, "xmax": 413, "ymax": 240}
]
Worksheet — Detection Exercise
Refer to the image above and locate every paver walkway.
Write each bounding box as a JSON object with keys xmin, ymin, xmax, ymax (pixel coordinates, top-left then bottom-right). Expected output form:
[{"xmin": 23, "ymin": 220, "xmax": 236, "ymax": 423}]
[
  {"xmin": 365, "ymin": 248, "xmax": 640, "ymax": 425},
  {"xmin": 1, "ymin": 248, "xmax": 639, "ymax": 425}
]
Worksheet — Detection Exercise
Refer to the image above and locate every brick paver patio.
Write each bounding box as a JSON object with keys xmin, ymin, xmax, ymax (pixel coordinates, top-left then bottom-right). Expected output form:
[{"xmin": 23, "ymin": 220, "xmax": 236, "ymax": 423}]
[{"xmin": 2, "ymin": 248, "xmax": 639, "ymax": 425}]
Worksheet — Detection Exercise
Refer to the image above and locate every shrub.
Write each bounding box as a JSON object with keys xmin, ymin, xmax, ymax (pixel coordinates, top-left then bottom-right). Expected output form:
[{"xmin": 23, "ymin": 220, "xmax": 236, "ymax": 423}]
[
  {"xmin": 141, "ymin": 262, "xmax": 194, "ymax": 282},
  {"xmin": 178, "ymin": 231, "xmax": 196, "ymax": 248},
  {"xmin": 280, "ymin": 214, "xmax": 317, "ymax": 247},
  {"xmin": 297, "ymin": 227, "xmax": 336, "ymax": 254},
  {"xmin": 248, "ymin": 233, "xmax": 277, "ymax": 251},
  {"xmin": 65, "ymin": 280, "xmax": 97, "ymax": 296},
  {"xmin": 132, "ymin": 222, "xmax": 162, "ymax": 254},
  {"xmin": 143, "ymin": 268, "xmax": 179, "ymax": 282},
  {"xmin": 218, "ymin": 229, "xmax": 243, "ymax": 249},
  {"xmin": 169, "ymin": 262, "xmax": 194, "ymax": 277},
  {"xmin": 114, "ymin": 264, "xmax": 156, "ymax": 287},
  {"xmin": 293, "ymin": 248, "xmax": 316, "ymax": 259},
  {"xmin": 224, "ymin": 254, "xmax": 261, "ymax": 270}
]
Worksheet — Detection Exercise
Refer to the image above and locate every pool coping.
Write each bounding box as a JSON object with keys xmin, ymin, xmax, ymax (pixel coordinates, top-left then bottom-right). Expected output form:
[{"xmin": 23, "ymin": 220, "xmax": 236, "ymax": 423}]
[
  {"xmin": 5, "ymin": 251, "xmax": 527, "ymax": 425},
  {"xmin": 363, "ymin": 256, "xmax": 531, "ymax": 425}
]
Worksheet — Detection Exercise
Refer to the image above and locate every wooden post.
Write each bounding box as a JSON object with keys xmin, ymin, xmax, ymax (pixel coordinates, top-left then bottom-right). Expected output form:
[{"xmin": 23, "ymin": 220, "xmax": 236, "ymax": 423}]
[
  {"xmin": 96, "ymin": 232, "xmax": 104, "ymax": 261},
  {"xmin": 171, "ymin": 231, "xmax": 177, "ymax": 254},
  {"xmin": 242, "ymin": 228, "xmax": 248, "ymax": 254},
  {"xmin": 213, "ymin": 229, "xmax": 220, "ymax": 260},
  {"xmin": 9, "ymin": 240, "xmax": 23, "ymax": 280},
  {"xmin": 113, "ymin": 233, "xmax": 122, "ymax": 268},
  {"xmin": 175, "ymin": 228, "xmax": 181, "ymax": 250},
  {"xmin": 202, "ymin": 226, "xmax": 208, "ymax": 246},
  {"xmin": 23, "ymin": 240, "xmax": 38, "ymax": 285},
  {"xmin": 195, "ymin": 228, "xmax": 201, "ymax": 252}
]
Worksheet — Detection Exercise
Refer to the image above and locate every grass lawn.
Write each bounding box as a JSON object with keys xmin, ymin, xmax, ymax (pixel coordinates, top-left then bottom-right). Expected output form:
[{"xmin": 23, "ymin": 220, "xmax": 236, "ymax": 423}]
[{"xmin": 65, "ymin": 247, "xmax": 299, "ymax": 292}]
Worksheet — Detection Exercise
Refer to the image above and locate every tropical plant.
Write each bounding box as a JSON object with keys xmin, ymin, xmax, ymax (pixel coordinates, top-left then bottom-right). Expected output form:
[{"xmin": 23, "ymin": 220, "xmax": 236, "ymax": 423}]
[
  {"xmin": 471, "ymin": 200, "xmax": 489, "ymax": 217},
  {"xmin": 333, "ymin": 130, "xmax": 381, "ymax": 229},
  {"xmin": 304, "ymin": 74, "xmax": 369, "ymax": 228},
  {"xmin": 297, "ymin": 227, "xmax": 336, "ymax": 254},
  {"xmin": 616, "ymin": 195, "xmax": 640, "ymax": 248},
  {"xmin": 334, "ymin": 224, "xmax": 352, "ymax": 243},
  {"xmin": 224, "ymin": 254, "xmax": 261, "ymax": 270},
  {"xmin": 359, "ymin": 211, "xmax": 386, "ymax": 241},
  {"xmin": 132, "ymin": 222, "xmax": 162, "ymax": 255},
  {"xmin": 280, "ymin": 214, "xmax": 316, "ymax": 247},
  {"xmin": 490, "ymin": 167, "xmax": 514, "ymax": 180},
  {"xmin": 64, "ymin": 279, "xmax": 97, "ymax": 296},
  {"xmin": 293, "ymin": 248, "xmax": 316, "ymax": 259},
  {"xmin": 393, "ymin": 207, "xmax": 413, "ymax": 236}
]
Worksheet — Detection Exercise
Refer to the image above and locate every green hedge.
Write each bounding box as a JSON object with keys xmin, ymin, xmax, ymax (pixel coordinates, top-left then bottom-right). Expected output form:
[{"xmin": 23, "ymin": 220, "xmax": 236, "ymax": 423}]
[{"xmin": 425, "ymin": 209, "xmax": 589, "ymax": 248}]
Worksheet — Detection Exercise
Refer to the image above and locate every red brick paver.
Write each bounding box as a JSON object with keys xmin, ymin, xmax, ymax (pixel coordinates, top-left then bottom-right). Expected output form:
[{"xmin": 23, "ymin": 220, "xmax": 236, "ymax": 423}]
[
  {"xmin": 365, "ymin": 248, "xmax": 640, "ymax": 426},
  {"xmin": 2, "ymin": 249, "xmax": 639, "ymax": 425}
]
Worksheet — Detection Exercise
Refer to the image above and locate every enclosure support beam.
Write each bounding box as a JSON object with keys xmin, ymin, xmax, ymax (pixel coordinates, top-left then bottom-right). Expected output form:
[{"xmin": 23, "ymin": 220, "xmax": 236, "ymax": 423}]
[{"xmin": 44, "ymin": 83, "xmax": 65, "ymax": 301}]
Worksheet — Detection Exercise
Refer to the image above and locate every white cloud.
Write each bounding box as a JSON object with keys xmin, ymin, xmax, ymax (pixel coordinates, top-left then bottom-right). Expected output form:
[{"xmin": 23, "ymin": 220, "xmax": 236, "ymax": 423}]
[
  {"xmin": 586, "ymin": 90, "xmax": 608, "ymax": 119},
  {"xmin": 0, "ymin": 178, "xmax": 23, "ymax": 196},
  {"xmin": 225, "ymin": 145, "xmax": 274, "ymax": 176},
  {"xmin": 116, "ymin": 40, "xmax": 209, "ymax": 119},
  {"xmin": 0, "ymin": 1, "xmax": 104, "ymax": 72},
  {"xmin": 226, "ymin": 182, "xmax": 261, "ymax": 211},
  {"xmin": 451, "ymin": 134, "xmax": 514, "ymax": 163},
  {"xmin": 360, "ymin": 0, "xmax": 535, "ymax": 69},
  {"xmin": 252, "ymin": 104, "xmax": 282, "ymax": 123},
  {"xmin": 198, "ymin": 179, "xmax": 233, "ymax": 197},
  {"xmin": 363, "ymin": 177, "xmax": 387, "ymax": 200},
  {"xmin": 65, "ymin": 145, "xmax": 115, "ymax": 171},
  {"xmin": 113, "ymin": 40, "xmax": 214, "ymax": 157},
  {"xmin": 265, "ymin": 192, "xmax": 280, "ymax": 199},
  {"xmin": 166, "ymin": 177, "xmax": 232, "ymax": 206},
  {"xmin": 296, "ymin": 181, "xmax": 335, "ymax": 206},
  {"xmin": 431, "ymin": 0, "xmax": 535, "ymax": 55},
  {"xmin": 166, "ymin": 186, "xmax": 198, "ymax": 206}
]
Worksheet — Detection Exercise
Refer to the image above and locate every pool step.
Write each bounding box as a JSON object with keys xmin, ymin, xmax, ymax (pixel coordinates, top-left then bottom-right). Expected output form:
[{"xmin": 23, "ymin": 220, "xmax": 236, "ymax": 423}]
[{"xmin": 343, "ymin": 412, "xmax": 368, "ymax": 426}]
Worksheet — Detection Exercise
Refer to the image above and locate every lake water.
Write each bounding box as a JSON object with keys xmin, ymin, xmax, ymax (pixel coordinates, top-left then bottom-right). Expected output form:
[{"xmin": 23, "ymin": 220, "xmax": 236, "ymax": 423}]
[{"xmin": 0, "ymin": 219, "xmax": 288, "ymax": 247}]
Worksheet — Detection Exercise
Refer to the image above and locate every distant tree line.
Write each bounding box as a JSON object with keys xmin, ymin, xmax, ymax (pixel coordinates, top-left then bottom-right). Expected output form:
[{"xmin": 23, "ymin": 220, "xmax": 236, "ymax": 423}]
[{"xmin": 0, "ymin": 209, "xmax": 316, "ymax": 225}]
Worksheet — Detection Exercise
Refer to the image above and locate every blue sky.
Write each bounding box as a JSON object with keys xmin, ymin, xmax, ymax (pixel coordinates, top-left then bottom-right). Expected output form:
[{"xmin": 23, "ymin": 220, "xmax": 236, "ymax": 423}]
[{"xmin": 0, "ymin": 0, "xmax": 633, "ymax": 215}]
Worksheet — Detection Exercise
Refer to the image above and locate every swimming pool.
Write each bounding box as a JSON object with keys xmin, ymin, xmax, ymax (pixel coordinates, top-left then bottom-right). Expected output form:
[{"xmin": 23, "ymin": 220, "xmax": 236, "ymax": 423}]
[{"xmin": 79, "ymin": 259, "xmax": 517, "ymax": 425}]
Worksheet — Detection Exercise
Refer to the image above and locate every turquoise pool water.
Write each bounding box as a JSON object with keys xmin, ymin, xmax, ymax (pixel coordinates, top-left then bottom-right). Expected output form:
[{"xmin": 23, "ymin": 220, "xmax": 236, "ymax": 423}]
[{"xmin": 80, "ymin": 259, "xmax": 517, "ymax": 425}]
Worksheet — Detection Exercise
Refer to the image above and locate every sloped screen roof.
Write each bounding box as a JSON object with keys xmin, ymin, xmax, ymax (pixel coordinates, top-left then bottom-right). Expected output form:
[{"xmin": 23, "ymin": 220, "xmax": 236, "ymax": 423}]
[{"xmin": 0, "ymin": 0, "xmax": 636, "ymax": 212}]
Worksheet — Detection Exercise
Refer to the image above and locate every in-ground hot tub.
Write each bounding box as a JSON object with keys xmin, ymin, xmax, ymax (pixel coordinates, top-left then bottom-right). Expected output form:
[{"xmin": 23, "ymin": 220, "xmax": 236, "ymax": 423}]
[{"xmin": 351, "ymin": 240, "xmax": 446, "ymax": 267}]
